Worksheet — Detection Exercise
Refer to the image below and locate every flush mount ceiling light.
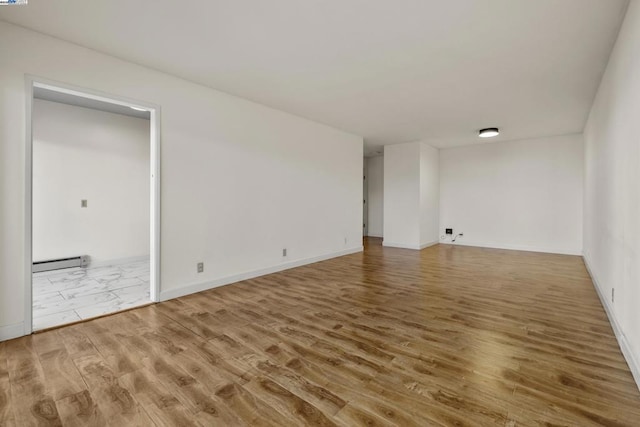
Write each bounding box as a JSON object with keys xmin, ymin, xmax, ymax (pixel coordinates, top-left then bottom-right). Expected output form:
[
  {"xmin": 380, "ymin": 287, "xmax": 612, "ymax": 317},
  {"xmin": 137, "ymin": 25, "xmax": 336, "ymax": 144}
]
[
  {"xmin": 130, "ymin": 106, "xmax": 147, "ymax": 112},
  {"xmin": 478, "ymin": 127, "xmax": 499, "ymax": 138}
]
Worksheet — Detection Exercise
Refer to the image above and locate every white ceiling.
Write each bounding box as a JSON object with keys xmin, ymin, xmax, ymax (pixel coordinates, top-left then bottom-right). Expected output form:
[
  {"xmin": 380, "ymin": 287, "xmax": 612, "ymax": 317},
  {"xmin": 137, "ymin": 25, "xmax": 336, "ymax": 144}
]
[{"xmin": 0, "ymin": 0, "xmax": 629, "ymax": 154}]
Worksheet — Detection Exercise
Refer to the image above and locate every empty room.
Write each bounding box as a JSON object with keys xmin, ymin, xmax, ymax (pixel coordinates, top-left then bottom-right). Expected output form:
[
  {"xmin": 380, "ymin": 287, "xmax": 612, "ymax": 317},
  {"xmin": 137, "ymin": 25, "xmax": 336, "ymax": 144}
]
[
  {"xmin": 31, "ymin": 87, "xmax": 153, "ymax": 331},
  {"xmin": 0, "ymin": 1, "xmax": 639, "ymax": 426}
]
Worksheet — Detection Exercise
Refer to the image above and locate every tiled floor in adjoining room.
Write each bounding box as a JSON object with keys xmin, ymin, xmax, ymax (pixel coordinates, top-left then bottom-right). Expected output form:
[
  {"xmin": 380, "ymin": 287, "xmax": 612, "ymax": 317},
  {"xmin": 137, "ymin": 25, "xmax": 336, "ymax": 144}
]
[{"xmin": 32, "ymin": 259, "xmax": 151, "ymax": 330}]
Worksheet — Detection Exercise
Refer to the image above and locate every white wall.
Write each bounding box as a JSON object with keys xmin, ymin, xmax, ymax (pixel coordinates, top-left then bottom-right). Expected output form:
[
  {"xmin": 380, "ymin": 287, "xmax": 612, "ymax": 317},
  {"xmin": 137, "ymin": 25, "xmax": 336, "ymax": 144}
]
[
  {"xmin": 383, "ymin": 143, "xmax": 421, "ymax": 248},
  {"xmin": 0, "ymin": 21, "xmax": 363, "ymax": 340},
  {"xmin": 33, "ymin": 99, "xmax": 150, "ymax": 264},
  {"xmin": 420, "ymin": 144, "xmax": 439, "ymax": 246},
  {"xmin": 583, "ymin": 0, "xmax": 640, "ymax": 388},
  {"xmin": 439, "ymin": 134, "xmax": 584, "ymax": 255},
  {"xmin": 365, "ymin": 156, "xmax": 383, "ymax": 237},
  {"xmin": 383, "ymin": 142, "xmax": 438, "ymax": 249}
]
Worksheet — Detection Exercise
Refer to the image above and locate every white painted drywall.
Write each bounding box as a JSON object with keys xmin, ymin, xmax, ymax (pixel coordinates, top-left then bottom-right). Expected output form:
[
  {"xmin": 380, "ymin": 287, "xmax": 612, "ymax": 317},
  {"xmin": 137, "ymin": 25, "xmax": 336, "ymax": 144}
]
[
  {"xmin": 439, "ymin": 134, "xmax": 583, "ymax": 255},
  {"xmin": 383, "ymin": 143, "xmax": 421, "ymax": 248},
  {"xmin": 32, "ymin": 99, "xmax": 150, "ymax": 264},
  {"xmin": 0, "ymin": 21, "xmax": 363, "ymax": 339},
  {"xmin": 420, "ymin": 144, "xmax": 439, "ymax": 247},
  {"xmin": 383, "ymin": 142, "xmax": 439, "ymax": 249},
  {"xmin": 365, "ymin": 156, "xmax": 383, "ymax": 237},
  {"xmin": 583, "ymin": 0, "xmax": 640, "ymax": 387}
]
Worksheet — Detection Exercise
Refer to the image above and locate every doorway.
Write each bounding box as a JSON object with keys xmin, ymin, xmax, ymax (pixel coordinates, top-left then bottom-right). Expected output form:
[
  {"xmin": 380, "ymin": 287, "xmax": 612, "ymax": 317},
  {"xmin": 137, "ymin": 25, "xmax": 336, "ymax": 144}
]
[
  {"xmin": 25, "ymin": 77, "xmax": 161, "ymax": 332},
  {"xmin": 363, "ymin": 161, "xmax": 368, "ymax": 237}
]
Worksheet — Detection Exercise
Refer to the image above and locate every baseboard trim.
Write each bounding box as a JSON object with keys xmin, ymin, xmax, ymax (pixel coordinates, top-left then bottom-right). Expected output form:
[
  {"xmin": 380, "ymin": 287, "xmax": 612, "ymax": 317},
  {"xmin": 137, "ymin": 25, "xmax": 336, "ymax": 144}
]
[
  {"xmin": 382, "ymin": 241, "xmax": 438, "ymax": 250},
  {"xmin": 382, "ymin": 241, "xmax": 420, "ymax": 250},
  {"xmin": 420, "ymin": 240, "xmax": 438, "ymax": 249},
  {"xmin": 583, "ymin": 254, "xmax": 640, "ymax": 393},
  {"xmin": 160, "ymin": 246, "xmax": 364, "ymax": 302},
  {"xmin": 366, "ymin": 233, "xmax": 383, "ymax": 238},
  {"xmin": 0, "ymin": 322, "xmax": 25, "ymax": 342},
  {"xmin": 439, "ymin": 240, "xmax": 581, "ymax": 256},
  {"xmin": 89, "ymin": 255, "xmax": 149, "ymax": 268}
]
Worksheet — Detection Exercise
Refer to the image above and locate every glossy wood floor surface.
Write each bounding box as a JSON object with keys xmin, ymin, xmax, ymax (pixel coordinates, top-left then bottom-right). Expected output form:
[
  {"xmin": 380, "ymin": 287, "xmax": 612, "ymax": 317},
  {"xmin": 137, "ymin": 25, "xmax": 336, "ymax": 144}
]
[{"xmin": 2, "ymin": 238, "xmax": 639, "ymax": 426}]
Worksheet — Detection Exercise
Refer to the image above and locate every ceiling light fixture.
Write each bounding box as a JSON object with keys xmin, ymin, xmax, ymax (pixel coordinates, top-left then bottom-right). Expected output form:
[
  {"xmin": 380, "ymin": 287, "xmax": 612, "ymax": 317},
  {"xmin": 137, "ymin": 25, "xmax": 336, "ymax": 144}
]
[
  {"xmin": 478, "ymin": 128, "xmax": 499, "ymax": 138},
  {"xmin": 130, "ymin": 106, "xmax": 147, "ymax": 112}
]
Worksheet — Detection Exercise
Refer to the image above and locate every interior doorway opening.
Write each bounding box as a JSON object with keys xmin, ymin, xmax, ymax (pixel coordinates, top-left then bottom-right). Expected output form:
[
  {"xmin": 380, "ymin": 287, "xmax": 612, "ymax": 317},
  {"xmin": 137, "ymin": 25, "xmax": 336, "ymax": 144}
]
[{"xmin": 25, "ymin": 78, "xmax": 161, "ymax": 332}]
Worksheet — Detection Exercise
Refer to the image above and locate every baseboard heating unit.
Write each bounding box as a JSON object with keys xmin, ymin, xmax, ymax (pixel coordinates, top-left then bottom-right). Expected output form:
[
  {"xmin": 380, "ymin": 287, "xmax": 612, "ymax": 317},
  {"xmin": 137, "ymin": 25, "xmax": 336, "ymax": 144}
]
[{"xmin": 33, "ymin": 256, "xmax": 89, "ymax": 273}]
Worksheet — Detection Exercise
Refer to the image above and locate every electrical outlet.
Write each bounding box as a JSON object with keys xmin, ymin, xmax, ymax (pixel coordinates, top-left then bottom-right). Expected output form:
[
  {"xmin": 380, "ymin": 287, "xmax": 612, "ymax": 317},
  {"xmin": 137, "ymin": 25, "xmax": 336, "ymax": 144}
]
[
  {"xmin": 81, "ymin": 200, "xmax": 88, "ymax": 208},
  {"xmin": 282, "ymin": 248, "xmax": 287, "ymax": 257},
  {"xmin": 344, "ymin": 237, "xmax": 347, "ymax": 244},
  {"xmin": 612, "ymin": 288, "xmax": 615, "ymax": 303},
  {"xmin": 197, "ymin": 262, "xmax": 204, "ymax": 273},
  {"xmin": 445, "ymin": 228, "xmax": 453, "ymax": 235}
]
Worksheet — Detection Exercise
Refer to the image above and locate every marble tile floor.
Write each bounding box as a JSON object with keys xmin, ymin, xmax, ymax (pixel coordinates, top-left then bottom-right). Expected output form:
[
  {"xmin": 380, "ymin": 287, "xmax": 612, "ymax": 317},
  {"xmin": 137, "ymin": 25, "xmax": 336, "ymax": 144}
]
[{"xmin": 32, "ymin": 259, "xmax": 151, "ymax": 331}]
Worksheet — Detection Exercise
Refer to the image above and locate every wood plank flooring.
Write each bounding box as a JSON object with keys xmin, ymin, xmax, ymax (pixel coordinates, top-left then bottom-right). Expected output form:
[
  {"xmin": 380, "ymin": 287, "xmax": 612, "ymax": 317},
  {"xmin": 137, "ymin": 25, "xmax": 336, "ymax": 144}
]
[{"xmin": 2, "ymin": 238, "xmax": 639, "ymax": 426}]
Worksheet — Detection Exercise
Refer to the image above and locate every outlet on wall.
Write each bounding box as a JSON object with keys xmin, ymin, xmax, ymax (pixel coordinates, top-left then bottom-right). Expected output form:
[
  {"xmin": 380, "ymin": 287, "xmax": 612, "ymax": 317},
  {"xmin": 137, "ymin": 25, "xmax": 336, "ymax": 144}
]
[
  {"xmin": 612, "ymin": 288, "xmax": 615, "ymax": 303},
  {"xmin": 445, "ymin": 228, "xmax": 453, "ymax": 235},
  {"xmin": 81, "ymin": 199, "xmax": 87, "ymax": 208},
  {"xmin": 282, "ymin": 248, "xmax": 287, "ymax": 257},
  {"xmin": 197, "ymin": 262, "xmax": 204, "ymax": 273}
]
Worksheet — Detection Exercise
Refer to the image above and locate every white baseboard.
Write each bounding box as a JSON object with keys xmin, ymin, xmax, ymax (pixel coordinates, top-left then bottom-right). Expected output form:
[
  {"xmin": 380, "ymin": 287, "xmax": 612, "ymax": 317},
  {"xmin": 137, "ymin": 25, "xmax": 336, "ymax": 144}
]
[
  {"xmin": 0, "ymin": 322, "xmax": 25, "ymax": 342},
  {"xmin": 160, "ymin": 246, "xmax": 363, "ymax": 302},
  {"xmin": 88, "ymin": 255, "xmax": 149, "ymax": 268},
  {"xmin": 439, "ymin": 240, "xmax": 581, "ymax": 256},
  {"xmin": 420, "ymin": 240, "xmax": 438, "ymax": 249},
  {"xmin": 382, "ymin": 240, "xmax": 438, "ymax": 250},
  {"xmin": 382, "ymin": 241, "xmax": 421, "ymax": 250},
  {"xmin": 583, "ymin": 254, "xmax": 640, "ymax": 393},
  {"xmin": 366, "ymin": 233, "xmax": 383, "ymax": 238}
]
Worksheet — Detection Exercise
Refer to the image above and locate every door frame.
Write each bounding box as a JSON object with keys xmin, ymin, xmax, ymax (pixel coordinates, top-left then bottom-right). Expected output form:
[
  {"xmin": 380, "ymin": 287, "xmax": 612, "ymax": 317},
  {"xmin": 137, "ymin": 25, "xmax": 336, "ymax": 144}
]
[{"xmin": 24, "ymin": 75, "xmax": 162, "ymax": 334}]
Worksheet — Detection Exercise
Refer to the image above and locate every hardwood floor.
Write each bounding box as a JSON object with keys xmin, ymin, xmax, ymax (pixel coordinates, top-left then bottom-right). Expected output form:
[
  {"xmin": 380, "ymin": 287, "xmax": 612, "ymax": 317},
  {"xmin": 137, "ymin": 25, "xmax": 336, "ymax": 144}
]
[{"xmin": 2, "ymin": 238, "xmax": 639, "ymax": 426}]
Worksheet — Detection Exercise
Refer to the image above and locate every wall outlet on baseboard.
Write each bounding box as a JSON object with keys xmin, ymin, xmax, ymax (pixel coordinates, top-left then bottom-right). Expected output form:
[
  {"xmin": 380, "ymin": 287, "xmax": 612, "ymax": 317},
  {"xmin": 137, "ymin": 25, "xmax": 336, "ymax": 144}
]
[
  {"xmin": 282, "ymin": 248, "xmax": 287, "ymax": 257},
  {"xmin": 197, "ymin": 262, "xmax": 204, "ymax": 273}
]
